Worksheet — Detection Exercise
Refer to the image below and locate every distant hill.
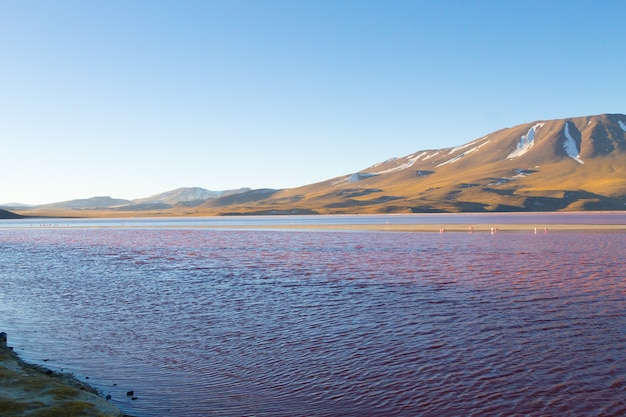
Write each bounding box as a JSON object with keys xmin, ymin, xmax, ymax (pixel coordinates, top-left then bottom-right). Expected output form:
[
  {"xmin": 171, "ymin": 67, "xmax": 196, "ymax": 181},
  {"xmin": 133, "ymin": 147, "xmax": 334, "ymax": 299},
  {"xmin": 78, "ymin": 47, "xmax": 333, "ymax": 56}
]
[
  {"xmin": 11, "ymin": 187, "xmax": 255, "ymax": 216},
  {"xmin": 11, "ymin": 113, "xmax": 626, "ymax": 216},
  {"xmin": 36, "ymin": 196, "xmax": 134, "ymax": 210},
  {"xmin": 0, "ymin": 209, "xmax": 23, "ymax": 219},
  {"xmin": 0, "ymin": 203, "xmax": 34, "ymax": 210},
  {"xmin": 132, "ymin": 187, "xmax": 251, "ymax": 208}
]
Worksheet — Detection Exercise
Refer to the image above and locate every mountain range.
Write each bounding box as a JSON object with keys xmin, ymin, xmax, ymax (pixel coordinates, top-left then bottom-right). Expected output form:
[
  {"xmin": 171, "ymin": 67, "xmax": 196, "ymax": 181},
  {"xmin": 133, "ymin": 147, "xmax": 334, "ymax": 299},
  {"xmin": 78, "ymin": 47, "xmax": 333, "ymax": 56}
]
[{"xmin": 4, "ymin": 113, "xmax": 626, "ymax": 217}]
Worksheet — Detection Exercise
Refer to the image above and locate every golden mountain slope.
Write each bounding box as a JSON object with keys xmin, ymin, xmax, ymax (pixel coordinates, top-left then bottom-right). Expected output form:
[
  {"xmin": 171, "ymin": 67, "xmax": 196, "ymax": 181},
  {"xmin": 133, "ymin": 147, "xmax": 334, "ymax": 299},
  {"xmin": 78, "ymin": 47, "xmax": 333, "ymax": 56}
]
[
  {"xmin": 197, "ymin": 113, "xmax": 626, "ymax": 214},
  {"xmin": 15, "ymin": 113, "xmax": 626, "ymax": 217}
]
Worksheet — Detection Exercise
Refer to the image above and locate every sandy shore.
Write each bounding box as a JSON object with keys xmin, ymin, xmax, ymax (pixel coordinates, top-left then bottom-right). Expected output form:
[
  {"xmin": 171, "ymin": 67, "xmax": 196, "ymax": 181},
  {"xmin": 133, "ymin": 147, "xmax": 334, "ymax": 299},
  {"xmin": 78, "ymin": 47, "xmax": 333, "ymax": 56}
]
[
  {"xmin": 0, "ymin": 332, "xmax": 125, "ymax": 417},
  {"xmin": 198, "ymin": 223, "xmax": 626, "ymax": 232}
]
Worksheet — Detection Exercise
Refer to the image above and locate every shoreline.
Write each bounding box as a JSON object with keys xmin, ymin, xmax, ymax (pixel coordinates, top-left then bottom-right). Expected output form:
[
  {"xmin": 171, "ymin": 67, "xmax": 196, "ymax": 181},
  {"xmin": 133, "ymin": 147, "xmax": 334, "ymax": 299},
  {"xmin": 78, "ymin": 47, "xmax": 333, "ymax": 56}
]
[
  {"xmin": 2, "ymin": 211, "xmax": 625, "ymax": 233},
  {"xmin": 189, "ymin": 223, "xmax": 626, "ymax": 232},
  {"xmin": 0, "ymin": 332, "xmax": 126, "ymax": 417},
  {"xmin": 2, "ymin": 221, "xmax": 626, "ymax": 233}
]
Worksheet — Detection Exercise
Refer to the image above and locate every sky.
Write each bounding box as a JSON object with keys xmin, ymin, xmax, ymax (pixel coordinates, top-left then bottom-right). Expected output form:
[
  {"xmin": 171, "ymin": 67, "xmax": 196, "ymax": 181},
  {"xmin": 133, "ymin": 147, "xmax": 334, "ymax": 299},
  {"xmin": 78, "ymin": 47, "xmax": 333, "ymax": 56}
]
[{"xmin": 1, "ymin": 0, "xmax": 624, "ymax": 205}]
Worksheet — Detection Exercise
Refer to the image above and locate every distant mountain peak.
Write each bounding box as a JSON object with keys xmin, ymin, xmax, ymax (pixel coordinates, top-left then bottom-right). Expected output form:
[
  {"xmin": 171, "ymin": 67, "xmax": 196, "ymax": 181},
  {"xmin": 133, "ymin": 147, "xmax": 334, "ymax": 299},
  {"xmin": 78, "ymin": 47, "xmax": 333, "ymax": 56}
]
[
  {"xmin": 133, "ymin": 187, "xmax": 251, "ymax": 206},
  {"xmin": 38, "ymin": 196, "xmax": 134, "ymax": 210}
]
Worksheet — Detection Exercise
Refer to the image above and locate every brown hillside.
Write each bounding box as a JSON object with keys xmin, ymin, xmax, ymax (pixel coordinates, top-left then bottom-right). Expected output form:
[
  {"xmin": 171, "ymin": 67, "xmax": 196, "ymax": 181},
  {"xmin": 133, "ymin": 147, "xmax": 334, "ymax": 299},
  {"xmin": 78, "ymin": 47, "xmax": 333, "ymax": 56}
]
[
  {"xmin": 15, "ymin": 113, "xmax": 626, "ymax": 217},
  {"xmin": 195, "ymin": 113, "xmax": 626, "ymax": 214}
]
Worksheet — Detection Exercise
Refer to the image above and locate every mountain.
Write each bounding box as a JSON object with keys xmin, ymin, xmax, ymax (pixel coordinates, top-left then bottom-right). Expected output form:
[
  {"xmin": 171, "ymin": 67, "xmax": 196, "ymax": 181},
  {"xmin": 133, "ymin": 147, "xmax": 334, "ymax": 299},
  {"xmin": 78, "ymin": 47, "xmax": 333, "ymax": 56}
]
[
  {"xmin": 10, "ymin": 113, "xmax": 626, "ymax": 216},
  {"xmin": 196, "ymin": 113, "xmax": 626, "ymax": 214},
  {"xmin": 37, "ymin": 196, "xmax": 134, "ymax": 210},
  {"xmin": 16, "ymin": 188, "xmax": 251, "ymax": 213},
  {"xmin": 0, "ymin": 203, "xmax": 34, "ymax": 210},
  {"xmin": 132, "ymin": 187, "xmax": 251, "ymax": 208}
]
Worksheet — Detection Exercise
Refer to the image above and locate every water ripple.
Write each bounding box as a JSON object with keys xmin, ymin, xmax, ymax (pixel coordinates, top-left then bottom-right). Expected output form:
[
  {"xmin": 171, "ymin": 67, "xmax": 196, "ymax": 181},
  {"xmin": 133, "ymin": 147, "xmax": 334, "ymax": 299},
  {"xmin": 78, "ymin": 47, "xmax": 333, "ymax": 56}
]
[{"xmin": 0, "ymin": 228, "xmax": 625, "ymax": 416}]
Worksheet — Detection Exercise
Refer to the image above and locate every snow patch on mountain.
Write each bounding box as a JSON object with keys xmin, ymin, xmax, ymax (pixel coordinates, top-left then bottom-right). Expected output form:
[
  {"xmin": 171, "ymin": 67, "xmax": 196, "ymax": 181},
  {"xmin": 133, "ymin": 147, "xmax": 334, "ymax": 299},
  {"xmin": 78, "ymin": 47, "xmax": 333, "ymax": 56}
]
[
  {"xmin": 447, "ymin": 136, "xmax": 489, "ymax": 155},
  {"xmin": 507, "ymin": 123, "xmax": 544, "ymax": 159},
  {"xmin": 435, "ymin": 140, "xmax": 490, "ymax": 168},
  {"xmin": 348, "ymin": 173, "xmax": 377, "ymax": 183},
  {"xmin": 423, "ymin": 151, "xmax": 439, "ymax": 161},
  {"xmin": 619, "ymin": 120, "xmax": 626, "ymax": 132},
  {"xmin": 369, "ymin": 152, "xmax": 430, "ymax": 175},
  {"xmin": 436, "ymin": 153, "xmax": 464, "ymax": 167},
  {"xmin": 413, "ymin": 151, "xmax": 429, "ymax": 161},
  {"xmin": 563, "ymin": 122, "xmax": 584, "ymax": 164},
  {"xmin": 370, "ymin": 156, "xmax": 399, "ymax": 170},
  {"xmin": 513, "ymin": 169, "xmax": 534, "ymax": 178},
  {"xmin": 337, "ymin": 149, "xmax": 450, "ymax": 185},
  {"xmin": 343, "ymin": 151, "xmax": 434, "ymax": 184}
]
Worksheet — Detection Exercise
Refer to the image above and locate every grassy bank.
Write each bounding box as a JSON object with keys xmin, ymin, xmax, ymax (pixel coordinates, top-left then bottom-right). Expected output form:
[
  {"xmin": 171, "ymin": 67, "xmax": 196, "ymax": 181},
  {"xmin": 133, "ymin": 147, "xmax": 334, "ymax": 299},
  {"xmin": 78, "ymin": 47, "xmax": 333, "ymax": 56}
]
[{"xmin": 0, "ymin": 332, "xmax": 124, "ymax": 417}]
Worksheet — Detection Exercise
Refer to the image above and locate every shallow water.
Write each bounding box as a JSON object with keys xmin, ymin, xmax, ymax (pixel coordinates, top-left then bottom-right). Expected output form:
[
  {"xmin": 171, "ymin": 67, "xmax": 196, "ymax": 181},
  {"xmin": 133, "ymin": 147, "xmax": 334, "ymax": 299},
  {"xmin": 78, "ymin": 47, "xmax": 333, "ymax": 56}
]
[{"xmin": 1, "ymin": 218, "xmax": 625, "ymax": 416}]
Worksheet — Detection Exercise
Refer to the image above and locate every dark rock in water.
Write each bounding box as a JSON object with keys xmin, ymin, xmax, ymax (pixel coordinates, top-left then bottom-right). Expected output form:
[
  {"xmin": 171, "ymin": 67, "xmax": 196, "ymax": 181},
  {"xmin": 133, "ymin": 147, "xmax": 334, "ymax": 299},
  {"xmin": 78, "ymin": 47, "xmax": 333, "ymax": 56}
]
[
  {"xmin": 106, "ymin": 394, "xmax": 112, "ymax": 400},
  {"xmin": 126, "ymin": 390, "xmax": 134, "ymax": 396},
  {"xmin": 0, "ymin": 332, "xmax": 13, "ymax": 350}
]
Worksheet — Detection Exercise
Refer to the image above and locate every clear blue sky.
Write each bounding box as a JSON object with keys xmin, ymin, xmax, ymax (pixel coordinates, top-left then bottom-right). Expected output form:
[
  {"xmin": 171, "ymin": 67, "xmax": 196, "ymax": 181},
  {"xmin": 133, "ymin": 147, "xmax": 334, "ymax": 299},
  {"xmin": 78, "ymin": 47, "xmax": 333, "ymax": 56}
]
[{"xmin": 1, "ymin": 0, "xmax": 624, "ymax": 205}]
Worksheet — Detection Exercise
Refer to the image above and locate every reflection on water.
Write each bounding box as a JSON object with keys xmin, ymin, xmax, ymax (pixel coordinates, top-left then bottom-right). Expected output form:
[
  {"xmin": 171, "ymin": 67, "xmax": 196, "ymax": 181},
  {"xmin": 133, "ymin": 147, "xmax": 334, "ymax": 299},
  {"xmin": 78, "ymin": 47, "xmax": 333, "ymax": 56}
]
[{"xmin": 1, "ymin": 222, "xmax": 625, "ymax": 416}]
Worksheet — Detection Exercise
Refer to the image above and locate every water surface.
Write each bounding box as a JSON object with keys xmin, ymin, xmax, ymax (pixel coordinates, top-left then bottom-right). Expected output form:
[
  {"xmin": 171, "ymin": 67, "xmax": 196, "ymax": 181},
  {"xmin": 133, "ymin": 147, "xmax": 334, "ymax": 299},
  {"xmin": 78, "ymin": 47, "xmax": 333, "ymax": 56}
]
[{"xmin": 0, "ymin": 215, "xmax": 625, "ymax": 416}]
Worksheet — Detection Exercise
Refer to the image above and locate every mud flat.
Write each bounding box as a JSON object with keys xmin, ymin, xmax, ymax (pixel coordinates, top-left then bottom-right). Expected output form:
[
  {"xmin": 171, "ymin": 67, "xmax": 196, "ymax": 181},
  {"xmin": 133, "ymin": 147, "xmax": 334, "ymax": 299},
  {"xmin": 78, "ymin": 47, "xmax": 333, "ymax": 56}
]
[{"xmin": 0, "ymin": 332, "xmax": 124, "ymax": 417}]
